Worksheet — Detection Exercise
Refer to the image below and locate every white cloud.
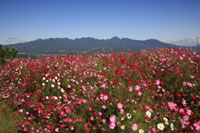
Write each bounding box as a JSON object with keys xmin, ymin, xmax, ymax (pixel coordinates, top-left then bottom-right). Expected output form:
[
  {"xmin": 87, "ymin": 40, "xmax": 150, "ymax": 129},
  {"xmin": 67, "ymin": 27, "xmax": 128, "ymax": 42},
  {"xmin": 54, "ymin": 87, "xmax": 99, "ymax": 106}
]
[
  {"xmin": 166, "ymin": 38, "xmax": 197, "ymax": 46},
  {"xmin": 5, "ymin": 37, "xmax": 31, "ymax": 44}
]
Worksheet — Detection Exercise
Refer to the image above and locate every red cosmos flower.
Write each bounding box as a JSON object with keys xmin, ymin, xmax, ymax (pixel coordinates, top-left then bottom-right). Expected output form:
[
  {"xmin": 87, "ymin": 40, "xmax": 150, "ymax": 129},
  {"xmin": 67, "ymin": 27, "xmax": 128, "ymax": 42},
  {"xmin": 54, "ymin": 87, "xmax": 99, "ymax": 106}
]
[
  {"xmin": 170, "ymin": 94, "xmax": 174, "ymax": 98},
  {"xmin": 60, "ymin": 124, "xmax": 65, "ymax": 128},
  {"xmin": 191, "ymin": 95, "xmax": 196, "ymax": 99},
  {"xmin": 146, "ymin": 117, "xmax": 150, "ymax": 121},
  {"xmin": 66, "ymin": 109, "xmax": 72, "ymax": 114},
  {"xmin": 114, "ymin": 79, "xmax": 119, "ymax": 83},
  {"xmin": 161, "ymin": 82, "xmax": 165, "ymax": 86},
  {"xmin": 115, "ymin": 70, "xmax": 120, "ymax": 75},
  {"xmin": 181, "ymin": 111, "xmax": 186, "ymax": 116},
  {"xmin": 119, "ymin": 58, "xmax": 125, "ymax": 63},
  {"xmin": 141, "ymin": 72, "xmax": 145, "ymax": 76},
  {"xmin": 84, "ymin": 123, "xmax": 88, "ymax": 128},
  {"xmin": 136, "ymin": 80, "xmax": 140, "ymax": 84},
  {"xmin": 161, "ymin": 102, "xmax": 167, "ymax": 106},
  {"xmin": 171, "ymin": 68, "xmax": 175, "ymax": 72},
  {"xmin": 178, "ymin": 71, "xmax": 183, "ymax": 77},
  {"xmin": 128, "ymin": 80, "xmax": 132, "ymax": 84},
  {"xmin": 142, "ymin": 106, "xmax": 146, "ymax": 112},
  {"xmin": 132, "ymin": 65, "xmax": 135, "ymax": 69},
  {"xmin": 177, "ymin": 94, "xmax": 182, "ymax": 98},
  {"xmin": 12, "ymin": 117, "xmax": 16, "ymax": 120},
  {"xmin": 123, "ymin": 89, "xmax": 127, "ymax": 93},
  {"xmin": 191, "ymin": 111, "xmax": 195, "ymax": 116}
]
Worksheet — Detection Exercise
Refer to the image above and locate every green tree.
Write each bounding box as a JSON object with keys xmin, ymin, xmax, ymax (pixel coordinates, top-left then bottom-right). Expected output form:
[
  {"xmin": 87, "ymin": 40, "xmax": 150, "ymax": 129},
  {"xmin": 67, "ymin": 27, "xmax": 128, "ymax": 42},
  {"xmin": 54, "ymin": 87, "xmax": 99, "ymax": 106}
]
[{"xmin": 0, "ymin": 44, "xmax": 18, "ymax": 64}]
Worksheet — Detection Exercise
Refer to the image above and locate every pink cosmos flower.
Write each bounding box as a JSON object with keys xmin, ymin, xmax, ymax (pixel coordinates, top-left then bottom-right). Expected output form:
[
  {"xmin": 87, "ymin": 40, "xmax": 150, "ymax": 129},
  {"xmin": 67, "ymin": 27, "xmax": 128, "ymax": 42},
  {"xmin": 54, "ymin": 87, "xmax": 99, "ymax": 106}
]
[
  {"xmin": 132, "ymin": 123, "xmax": 138, "ymax": 131},
  {"xmin": 117, "ymin": 102, "xmax": 123, "ymax": 109},
  {"xmin": 102, "ymin": 119, "xmax": 106, "ymax": 123},
  {"xmin": 82, "ymin": 85, "xmax": 86, "ymax": 90},
  {"xmin": 55, "ymin": 128, "xmax": 59, "ymax": 132},
  {"xmin": 193, "ymin": 121, "xmax": 200, "ymax": 131},
  {"xmin": 182, "ymin": 98, "xmax": 187, "ymax": 106},
  {"xmin": 23, "ymin": 127, "xmax": 28, "ymax": 132},
  {"xmin": 187, "ymin": 109, "xmax": 192, "ymax": 116},
  {"xmin": 103, "ymin": 95, "xmax": 108, "ymax": 101},
  {"xmin": 100, "ymin": 84, "xmax": 106, "ymax": 88},
  {"xmin": 156, "ymin": 79, "xmax": 160, "ymax": 85},
  {"xmin": 110, "ymin": 115, "xmax": 116, "ymax": 123},
  {"xmin": 98, "ymin": 112, "xmax": 102, "ymax": 116},
  {"xmin": 18, "ymin": 109, "xmax": 23, "ymax": 113},
  {"xmin": 143, "ymin": 82, "xmax": 147, "ymax": 87},
  {"xmin": 98, "ymin": 74, "xmax": 104, "ymax": 79},
  {"xmin": 138, "ymin": 91, "xmax": 142, "ymax": 96},
  {"xmin": 168, "ymin": 102, "xmax": 177, "ymax": 110},
  {"xmin": 152, "ymin": 128, "xmax": 157, "ymax": 133},
  {"xmin": 109, "ymin": 122, "xmax": 116, "ymax": 129},
  {"xmin": 129, "ymin": 86, "xmax": 133, "ymax": 92},
  {"xmin": 120, "ymin": 109, "xmax": 124, "ymax": 114},
  {"xmin": 135, "ymin": 85, "xmax": 141, "ymax": 91},
  {"xmin": 68, "ymin": 84, "xmax": 71, "ymax": 88},
  {"xmin": 102, "ymin": 105, "xmax": 106, "ymax": 109}
]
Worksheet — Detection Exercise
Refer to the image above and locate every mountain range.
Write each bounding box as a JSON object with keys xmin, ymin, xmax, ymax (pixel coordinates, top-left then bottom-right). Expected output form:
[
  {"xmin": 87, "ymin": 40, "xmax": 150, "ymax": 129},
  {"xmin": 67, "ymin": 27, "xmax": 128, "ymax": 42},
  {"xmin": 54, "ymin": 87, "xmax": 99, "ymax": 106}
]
[{"xmin": 4, "ymin": 37, "xmax": 178, "ymax": 55}]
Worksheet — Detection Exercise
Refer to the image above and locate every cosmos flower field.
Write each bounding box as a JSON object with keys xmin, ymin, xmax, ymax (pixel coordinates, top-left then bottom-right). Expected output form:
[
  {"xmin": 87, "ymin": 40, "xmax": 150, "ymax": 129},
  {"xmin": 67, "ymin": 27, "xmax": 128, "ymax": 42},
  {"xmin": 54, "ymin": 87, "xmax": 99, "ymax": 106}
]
[{"xmin": 0, "ymin": 48, "xmax": 199, "ymax": 132}]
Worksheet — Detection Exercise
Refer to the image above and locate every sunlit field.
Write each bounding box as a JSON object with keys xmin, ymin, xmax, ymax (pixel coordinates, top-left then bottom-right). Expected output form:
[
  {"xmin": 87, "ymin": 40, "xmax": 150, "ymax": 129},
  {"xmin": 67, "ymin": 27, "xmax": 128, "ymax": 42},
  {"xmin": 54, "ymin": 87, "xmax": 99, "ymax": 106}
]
[{"xmin": 0, "ymin": 48, "xmax": 199, "ymax": 132}]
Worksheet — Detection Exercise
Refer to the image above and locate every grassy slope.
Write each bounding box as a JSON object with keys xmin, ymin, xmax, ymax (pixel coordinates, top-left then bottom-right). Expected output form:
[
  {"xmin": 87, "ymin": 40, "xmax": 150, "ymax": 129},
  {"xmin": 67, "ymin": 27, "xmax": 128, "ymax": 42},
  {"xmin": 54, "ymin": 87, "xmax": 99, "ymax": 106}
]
[{"xmin": 0, "ymin": 100, "xmax": 22, "ymax": 133}]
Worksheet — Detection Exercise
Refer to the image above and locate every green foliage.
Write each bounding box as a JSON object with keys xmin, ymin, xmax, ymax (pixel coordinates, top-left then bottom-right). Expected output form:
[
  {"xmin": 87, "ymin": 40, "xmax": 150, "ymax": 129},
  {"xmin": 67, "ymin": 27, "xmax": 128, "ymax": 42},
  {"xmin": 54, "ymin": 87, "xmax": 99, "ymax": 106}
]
[{"xmin": 0, "ymin": 44, "xmax": 18, "ymax": 64}]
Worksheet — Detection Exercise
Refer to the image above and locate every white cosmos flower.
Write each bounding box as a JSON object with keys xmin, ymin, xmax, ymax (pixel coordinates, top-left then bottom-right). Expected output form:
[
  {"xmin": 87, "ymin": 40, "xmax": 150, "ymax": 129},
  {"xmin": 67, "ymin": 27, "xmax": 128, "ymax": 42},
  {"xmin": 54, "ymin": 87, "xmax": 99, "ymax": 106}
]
[
  {"xmin": 163, "ymin": 117, "xmax": 169, "ymax": 125},
  {"xmin": 146, "ymin": 110, "xmax": 151, "ymax": 118},
  {"xmin": 46, "ymin": 96, "xmax": 49, "ymax": 99},
  {"xmin": 120, "ymin": 125, "xmax": 125, "ymax": 130},
  {"xmin": 51, "ymin": 84, "xmax": 55, "ymax": 88},
  {"xmin": 61, "ymin": 88, "xmax": 65, "ymax": 93},
  {"xmin": 42, "ymin": 83, "xmax": 45, "ymax": 86},
  {"xmin": 165, "ymin": 121, "xmax": 169, "ymax": 125},
  {"xmin": 170, "ymin": 123, "xmax": 174, "ymax": 131},
  {"xmin": 127, "ymin": 113, "xmax": 132, "ymax": 119},
  {"xmin": 163, "ymin": 117, "xmax": 168, "ymax": 122},
  {"xmin": 121, "ymin": 117, "xmax": 125, "ymax": 121},
  {"xmin": 139, "ymin": 129, "xmax": 144, "ymax": 133},
  {"xmin": 57, "ymin": 82, "xmax": 61, "ymax": 86},
  {"xmin": 54, "ymin": 96, "xmax": 58, "ymax": 100},
  {"xmin": 42, "ymin": 77, "xmax": 46, "ymax": 80},
  {"xmin": 157, "ymin": 123, "xmax": 165, "ymax": 130}
]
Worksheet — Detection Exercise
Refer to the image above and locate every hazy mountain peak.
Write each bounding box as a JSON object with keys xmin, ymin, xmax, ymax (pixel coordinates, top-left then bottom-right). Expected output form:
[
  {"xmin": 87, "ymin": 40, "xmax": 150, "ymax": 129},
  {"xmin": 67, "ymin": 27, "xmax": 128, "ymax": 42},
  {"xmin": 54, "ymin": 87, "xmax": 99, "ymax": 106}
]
[
  {"xmin": 4, "ymin": 37, "xmax": 178, "ymax": 54},
  {"xmin": 110, "ymin": 36, "xmax": 120, "ymax": 40}
]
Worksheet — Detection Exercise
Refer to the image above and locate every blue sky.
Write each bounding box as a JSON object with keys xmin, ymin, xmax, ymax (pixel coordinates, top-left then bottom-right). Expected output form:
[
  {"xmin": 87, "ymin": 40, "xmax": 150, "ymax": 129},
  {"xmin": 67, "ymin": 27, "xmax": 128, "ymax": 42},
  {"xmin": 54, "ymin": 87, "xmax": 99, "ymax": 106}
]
[{"xmin": 0, "ymin": 0, "xmax": 200, "ymax": 46}]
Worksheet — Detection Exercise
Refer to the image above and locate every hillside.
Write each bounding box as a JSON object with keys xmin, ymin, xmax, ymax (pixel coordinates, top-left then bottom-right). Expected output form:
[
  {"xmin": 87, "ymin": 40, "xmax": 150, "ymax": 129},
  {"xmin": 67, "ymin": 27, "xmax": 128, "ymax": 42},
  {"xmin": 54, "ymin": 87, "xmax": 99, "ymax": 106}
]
[{"xmin": 5, "ymin": 37, "xmax": 178, "ymax": 54}]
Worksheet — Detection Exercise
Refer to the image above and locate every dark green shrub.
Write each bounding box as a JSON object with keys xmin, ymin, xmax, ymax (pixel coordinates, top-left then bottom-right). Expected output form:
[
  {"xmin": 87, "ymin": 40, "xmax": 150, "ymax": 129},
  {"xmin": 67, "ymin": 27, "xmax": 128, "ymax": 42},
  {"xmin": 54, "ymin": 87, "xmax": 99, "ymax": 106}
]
[{"xmin": 0, "ymin": 44, "xmax": 18, "ymax": 64}]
